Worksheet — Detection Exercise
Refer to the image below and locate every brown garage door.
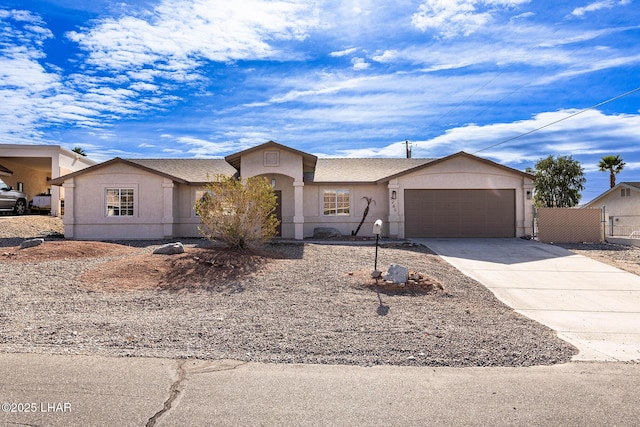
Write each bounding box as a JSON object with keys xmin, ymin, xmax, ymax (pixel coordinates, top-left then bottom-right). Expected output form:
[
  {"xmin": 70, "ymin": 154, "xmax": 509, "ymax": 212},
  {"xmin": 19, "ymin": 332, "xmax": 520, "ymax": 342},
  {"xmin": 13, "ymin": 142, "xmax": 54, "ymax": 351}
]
[{"xmin": 405, "ymin": 189, "xmax": 515, "ymax": 238}]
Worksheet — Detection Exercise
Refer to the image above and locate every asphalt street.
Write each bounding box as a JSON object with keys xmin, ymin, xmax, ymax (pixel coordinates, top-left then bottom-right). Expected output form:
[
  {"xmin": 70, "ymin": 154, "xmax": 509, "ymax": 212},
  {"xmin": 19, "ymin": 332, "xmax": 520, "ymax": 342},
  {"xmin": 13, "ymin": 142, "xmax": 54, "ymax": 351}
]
[{"xmin": 1, "ymin": 353, "xmax": 639, "ymax": 426}]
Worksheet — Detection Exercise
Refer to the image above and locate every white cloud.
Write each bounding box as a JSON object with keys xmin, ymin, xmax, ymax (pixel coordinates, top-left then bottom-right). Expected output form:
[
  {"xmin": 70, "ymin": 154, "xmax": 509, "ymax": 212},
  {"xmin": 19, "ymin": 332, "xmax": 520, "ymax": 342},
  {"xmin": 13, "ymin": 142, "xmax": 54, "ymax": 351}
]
[
  {"xmin": 244, "ymin": 73, "xmax": 375, "ymax": 107},
  {"xmin": 330, "ymin": 47, "xmax": 358, "ymax": 57},
  {"xmin": 0, "ymin": 10, "xmax": 66, "ymax": 142},
  {"xmin": 130, "ymin": 82, "xmax": 159, "ymax": 92},
  {"xmin": 175, "ymin": 136, "xmax": 254, "ymax": 157},
  {"xmin": 411, "ymin": 0, "xmax": 530, "ymax": 38},
  {"xmin": 406, "ymin": 109, "xmax": 640, "ymax": 163},
  {"xmin": 351, "ymin": 57, "xmax": 370, "ymax": 70},
  {"xmin": 571, "ymin": 0, "xmax": 631, "ymax": 17},
  {"xmin": 372, "ymin": 50, "xmax": 398, "ymax": 63},
  {"xmin": 67, "ymin": 0, "xmax": 322, "ymax": 75}
]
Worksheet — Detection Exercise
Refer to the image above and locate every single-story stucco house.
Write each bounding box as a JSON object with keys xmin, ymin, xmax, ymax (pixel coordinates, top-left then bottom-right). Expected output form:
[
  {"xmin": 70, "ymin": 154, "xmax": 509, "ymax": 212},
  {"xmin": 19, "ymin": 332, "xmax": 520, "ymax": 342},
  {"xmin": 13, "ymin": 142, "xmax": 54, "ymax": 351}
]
[
  {"xmin": 584, "ymin": 182, "xmax": 640, "ymax": 237},
  {"xmin": 49, "ymin": 141, "xmax": 535, "ymax": 240},
  {"xmin": 0, "ymin": 144, "xmax": 95, "ymax": 216}
]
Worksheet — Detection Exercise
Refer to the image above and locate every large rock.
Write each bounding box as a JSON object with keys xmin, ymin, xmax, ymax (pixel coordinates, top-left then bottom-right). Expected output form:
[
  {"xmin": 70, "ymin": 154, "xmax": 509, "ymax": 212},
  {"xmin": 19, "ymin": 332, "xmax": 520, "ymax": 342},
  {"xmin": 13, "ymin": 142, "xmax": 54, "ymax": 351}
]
[
  {"xmin": 19, "ymin": 238, "xmax": 45, "ymax": 249},
  {"xmin": 312, "ymin": 227, "xmax": 342, "ymax": 239},
  {"xmin": 153, "ymin": 242, "xmax": 185, "ymax": 255},
  {"xmin": 384, "ymin": 263, "xmax": 408, "ymax": 284}
]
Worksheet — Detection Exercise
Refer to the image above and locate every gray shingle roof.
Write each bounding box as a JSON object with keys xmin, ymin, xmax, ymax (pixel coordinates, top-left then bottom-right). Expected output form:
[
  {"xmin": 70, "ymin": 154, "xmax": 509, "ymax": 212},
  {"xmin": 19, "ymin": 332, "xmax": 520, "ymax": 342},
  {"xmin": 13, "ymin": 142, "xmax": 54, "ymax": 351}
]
[
  {"xmin": 125, "ymin": 159, "xmax": 237, "ymax": 183},
  {"xmin": 623, "ymin": 182, "xmax": 640, "ymax": 189},
  {"xmin": 311, "ymin": 158, "xmax": 434, "ymax": 183}
]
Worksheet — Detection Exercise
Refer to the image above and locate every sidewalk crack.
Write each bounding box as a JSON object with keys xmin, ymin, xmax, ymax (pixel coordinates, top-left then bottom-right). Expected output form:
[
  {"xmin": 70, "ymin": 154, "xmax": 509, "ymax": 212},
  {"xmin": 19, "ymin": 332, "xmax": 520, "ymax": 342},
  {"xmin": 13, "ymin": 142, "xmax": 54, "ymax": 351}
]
[{"xmin": 146, "ymin": 359, "xmax": 187, "ymax": 427}]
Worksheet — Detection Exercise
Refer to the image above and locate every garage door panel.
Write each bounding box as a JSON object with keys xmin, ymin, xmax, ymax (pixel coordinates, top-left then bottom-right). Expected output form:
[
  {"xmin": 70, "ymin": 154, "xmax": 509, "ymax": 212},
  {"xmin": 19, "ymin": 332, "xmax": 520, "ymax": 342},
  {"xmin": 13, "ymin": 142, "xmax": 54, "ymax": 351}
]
[{"xmin": 405, "ymin": 189, "xmax": 515, "ymax": 238}]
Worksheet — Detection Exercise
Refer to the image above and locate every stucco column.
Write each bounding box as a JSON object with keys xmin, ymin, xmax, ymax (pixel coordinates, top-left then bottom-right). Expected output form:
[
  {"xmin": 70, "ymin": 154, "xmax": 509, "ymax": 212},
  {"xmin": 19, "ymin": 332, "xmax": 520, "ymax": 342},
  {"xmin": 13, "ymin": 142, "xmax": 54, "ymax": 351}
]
[
  {"xmin": 293, "ymin": 180, "xmax": 304, "ymax": 240},
  {"xmin": 162, "ymin": 179, "xmax": 174, "ymax": 238},
  {"xmin": 522, "ymin": 180, "xmax": 534, "ymax": 237},
  {"xmin": 61, "ymin": 179, "xmax": 75, "ymax": 239},
  {"xmin": 387, "ymin": 181, "xmax": 400, "ymax": 238},
  {"xmin": 50, "ymin": 156, "xmax": 61, "ymax": 216}
]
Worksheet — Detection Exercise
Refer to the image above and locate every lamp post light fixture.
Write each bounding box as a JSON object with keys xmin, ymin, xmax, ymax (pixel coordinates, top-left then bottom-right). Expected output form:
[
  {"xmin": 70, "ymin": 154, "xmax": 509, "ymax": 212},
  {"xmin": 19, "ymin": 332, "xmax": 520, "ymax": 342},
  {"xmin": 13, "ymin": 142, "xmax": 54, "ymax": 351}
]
[{"xmin": 372, "ymin": 219, "xmax": 383, "ymax": 273}]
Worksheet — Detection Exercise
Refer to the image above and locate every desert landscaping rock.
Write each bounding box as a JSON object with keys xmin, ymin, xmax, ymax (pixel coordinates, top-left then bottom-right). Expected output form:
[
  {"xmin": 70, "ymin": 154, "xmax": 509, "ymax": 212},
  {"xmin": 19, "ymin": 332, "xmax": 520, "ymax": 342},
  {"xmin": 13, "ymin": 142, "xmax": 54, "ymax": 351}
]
[
  {"xmin": 312, "ymin": 227, "xmax": 342, "ymax": 239},
  {"xmin": 153, "ymin": 242, "xmax": 185, "ymax": 255},
  {"xmin": 19, "ymin": 238, "xmax": 45, "ymax": 249},
  {"xmin": 383, "ymin": 263, "xmax": 409, "ymax": 284}
]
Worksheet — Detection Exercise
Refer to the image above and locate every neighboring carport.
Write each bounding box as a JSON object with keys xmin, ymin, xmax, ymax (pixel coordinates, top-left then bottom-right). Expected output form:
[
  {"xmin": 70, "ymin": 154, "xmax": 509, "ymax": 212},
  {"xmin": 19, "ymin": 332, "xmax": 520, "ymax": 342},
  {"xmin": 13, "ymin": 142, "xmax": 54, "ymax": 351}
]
[
  {"xmin": 0, "ymin": 144, "xmax": 95, "ymax": 216},
  {"xmin": 404, "ymin": 189, "xmax": 515, "ymax": 238}
]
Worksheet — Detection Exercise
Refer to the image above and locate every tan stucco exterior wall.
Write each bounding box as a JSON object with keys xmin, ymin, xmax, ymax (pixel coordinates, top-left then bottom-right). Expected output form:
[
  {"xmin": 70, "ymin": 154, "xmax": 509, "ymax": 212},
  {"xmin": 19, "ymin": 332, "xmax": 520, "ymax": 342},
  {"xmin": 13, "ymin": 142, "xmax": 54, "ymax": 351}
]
[
  {"xmin": 302, "ymin": 184, "xmax": 388, "ymax": 237},
  {"xmin": 240, "ymin": 149, "xmax": 304, "ymax": 181},
  {"xmin": 62, "ymin": 163, "xmax": 169, "ymax": 240},
  {"xmin": 592, "ymin": 189, "xmax": 639, "ymax": 227}
]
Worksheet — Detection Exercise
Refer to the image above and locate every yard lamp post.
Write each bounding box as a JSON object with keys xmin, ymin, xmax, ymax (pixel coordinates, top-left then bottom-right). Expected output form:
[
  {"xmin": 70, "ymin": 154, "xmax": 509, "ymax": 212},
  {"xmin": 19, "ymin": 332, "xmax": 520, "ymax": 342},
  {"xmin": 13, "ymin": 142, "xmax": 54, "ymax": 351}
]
[{"xmin": 372, "ymin": 219, "xmax": 382, "ymax": 273}]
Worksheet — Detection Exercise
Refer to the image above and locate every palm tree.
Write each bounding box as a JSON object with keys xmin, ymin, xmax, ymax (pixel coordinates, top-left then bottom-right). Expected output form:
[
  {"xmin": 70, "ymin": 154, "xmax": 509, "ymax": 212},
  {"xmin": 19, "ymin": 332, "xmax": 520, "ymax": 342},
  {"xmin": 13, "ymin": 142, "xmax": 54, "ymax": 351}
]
[
  {"xmin": 72, "ymin": 147, "xmax": 87, "ymax": 156},
  {"xmin": 598, "ymin": 155, "xmax": 625, "ymax": 188}
]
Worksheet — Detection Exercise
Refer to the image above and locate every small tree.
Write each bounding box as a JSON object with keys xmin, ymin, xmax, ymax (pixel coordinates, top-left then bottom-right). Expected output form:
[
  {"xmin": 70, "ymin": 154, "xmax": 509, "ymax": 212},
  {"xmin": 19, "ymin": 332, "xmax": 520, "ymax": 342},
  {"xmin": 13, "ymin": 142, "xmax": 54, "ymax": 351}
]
[
  {"xmin": 195, "ymin": 175, "xmax": 279, "ymax": 249},
  {"xmin": 598, "ymin": 155, "xmax": 625, "ymax": 188},
  {"xmin": 529, "ymin": 155, "xmax": 586, "ymax": 208}
]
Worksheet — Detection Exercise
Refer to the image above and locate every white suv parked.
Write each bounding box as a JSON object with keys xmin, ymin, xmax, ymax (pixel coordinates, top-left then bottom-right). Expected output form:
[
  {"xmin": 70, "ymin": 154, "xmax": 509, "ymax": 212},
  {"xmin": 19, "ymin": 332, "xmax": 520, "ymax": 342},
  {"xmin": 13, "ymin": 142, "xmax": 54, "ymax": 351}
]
[{"xmin": 0, "ymin": 178, "xmax": 28, "ymax": 215}]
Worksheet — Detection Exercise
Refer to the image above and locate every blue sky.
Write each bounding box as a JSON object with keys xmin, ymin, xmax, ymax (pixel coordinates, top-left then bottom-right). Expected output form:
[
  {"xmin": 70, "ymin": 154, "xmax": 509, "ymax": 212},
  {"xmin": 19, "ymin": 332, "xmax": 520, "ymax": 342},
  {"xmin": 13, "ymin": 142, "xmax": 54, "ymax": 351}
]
[{"xmin": 1, "ymin": 0, "xmax": 639, "ymax": 202}]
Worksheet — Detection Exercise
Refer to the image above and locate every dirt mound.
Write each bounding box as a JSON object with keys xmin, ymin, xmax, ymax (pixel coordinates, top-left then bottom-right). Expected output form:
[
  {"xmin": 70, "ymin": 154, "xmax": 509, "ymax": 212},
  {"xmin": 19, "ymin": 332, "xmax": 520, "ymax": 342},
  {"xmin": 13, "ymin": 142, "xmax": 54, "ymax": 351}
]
[
  {"xmin": 81, "ymin": 246, "xmax": 279, "ymax": 292},
  {"xmin": 1, "ymin": 240, "xmax": 137, "ymax": 261}
]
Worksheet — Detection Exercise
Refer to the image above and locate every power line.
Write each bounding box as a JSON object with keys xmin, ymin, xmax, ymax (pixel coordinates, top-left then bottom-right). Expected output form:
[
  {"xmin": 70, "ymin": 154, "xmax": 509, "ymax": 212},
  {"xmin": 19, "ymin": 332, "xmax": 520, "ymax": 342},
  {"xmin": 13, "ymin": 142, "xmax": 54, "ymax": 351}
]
[{"xmin": 471, "ymin": 86, "xmax": 640, "ymax": 154}]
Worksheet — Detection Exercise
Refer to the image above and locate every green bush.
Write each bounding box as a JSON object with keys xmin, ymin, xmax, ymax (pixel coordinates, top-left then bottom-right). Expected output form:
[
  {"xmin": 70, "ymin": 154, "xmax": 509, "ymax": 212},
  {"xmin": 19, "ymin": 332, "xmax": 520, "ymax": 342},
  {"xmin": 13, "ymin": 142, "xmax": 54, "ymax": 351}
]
[{"xmin": 195, "ymin": 175, "xmax": 279, "ymax": 249}]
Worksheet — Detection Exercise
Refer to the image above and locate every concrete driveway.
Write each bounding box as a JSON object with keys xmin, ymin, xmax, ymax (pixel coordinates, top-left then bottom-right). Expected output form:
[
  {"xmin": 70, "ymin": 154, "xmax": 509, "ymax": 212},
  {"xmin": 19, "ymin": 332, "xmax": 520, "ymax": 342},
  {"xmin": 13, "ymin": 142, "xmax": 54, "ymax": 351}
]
[{"xmin": 414, "ymin": 238, "xmax": 640, "ymax": 362}]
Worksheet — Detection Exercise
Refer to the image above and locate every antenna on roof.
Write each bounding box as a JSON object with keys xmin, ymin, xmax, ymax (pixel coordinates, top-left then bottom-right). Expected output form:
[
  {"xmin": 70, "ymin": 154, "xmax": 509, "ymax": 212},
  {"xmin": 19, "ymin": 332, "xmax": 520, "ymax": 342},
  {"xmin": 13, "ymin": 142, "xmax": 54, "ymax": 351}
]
[{"xmin": 405, "ymin": 140, "xmax": 412, "ymax": 159}]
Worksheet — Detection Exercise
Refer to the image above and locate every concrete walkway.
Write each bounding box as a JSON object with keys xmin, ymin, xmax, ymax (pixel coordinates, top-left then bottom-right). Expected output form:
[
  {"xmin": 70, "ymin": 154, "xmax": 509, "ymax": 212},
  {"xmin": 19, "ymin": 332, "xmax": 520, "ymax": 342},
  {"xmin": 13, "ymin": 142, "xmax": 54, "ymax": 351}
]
[
  {"xmin": 415, "ymin": 238, "xmax": 640, "ymax": 362},
  {"xmin": 1, "ymin": 353, "xmax": 639, "ymax": 426}
]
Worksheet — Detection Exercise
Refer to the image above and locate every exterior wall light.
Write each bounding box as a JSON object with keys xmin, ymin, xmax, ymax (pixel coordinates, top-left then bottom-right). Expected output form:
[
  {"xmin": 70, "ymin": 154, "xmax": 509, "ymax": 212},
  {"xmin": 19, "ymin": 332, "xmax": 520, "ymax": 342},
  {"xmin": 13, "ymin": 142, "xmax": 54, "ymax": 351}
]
[{"xmin": 391, "ymin": 190, "xmax": 397, "ymax": 200}]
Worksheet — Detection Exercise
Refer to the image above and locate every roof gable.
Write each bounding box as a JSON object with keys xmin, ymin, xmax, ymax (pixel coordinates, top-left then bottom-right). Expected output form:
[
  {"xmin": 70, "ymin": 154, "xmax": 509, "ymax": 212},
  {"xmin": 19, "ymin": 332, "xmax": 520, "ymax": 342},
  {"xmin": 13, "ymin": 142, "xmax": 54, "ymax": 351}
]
[
  {"xmin": 49, "ymin": 157, "xmax": 235, "ymax": 185},
  {"xmin": 584, "ymin": 182, "xmax": 640, "ymax": 207},
  {"xmin": 225, "ymin": 140, "xmax": 317, "ymax": 173},
  {"xmin": 382, "ymin": 151, "xmax": 534, "ymax": 182}
]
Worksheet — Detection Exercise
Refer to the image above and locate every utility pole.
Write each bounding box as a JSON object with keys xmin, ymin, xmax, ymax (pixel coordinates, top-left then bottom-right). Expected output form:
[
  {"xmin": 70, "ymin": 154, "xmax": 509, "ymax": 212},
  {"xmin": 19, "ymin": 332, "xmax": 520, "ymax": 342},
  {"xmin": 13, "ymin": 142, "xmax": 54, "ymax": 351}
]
[{"xmin": 405, "ymin": 140, "xmax": 412, "ymax": 159}]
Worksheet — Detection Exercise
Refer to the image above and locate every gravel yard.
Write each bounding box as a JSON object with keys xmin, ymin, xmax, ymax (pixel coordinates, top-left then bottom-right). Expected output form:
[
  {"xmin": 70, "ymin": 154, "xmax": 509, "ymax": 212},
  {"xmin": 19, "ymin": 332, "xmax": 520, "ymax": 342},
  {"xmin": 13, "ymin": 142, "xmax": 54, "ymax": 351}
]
[{"xmin": 0, "ymin": 215, "xmax": 604, "ymax": 367}]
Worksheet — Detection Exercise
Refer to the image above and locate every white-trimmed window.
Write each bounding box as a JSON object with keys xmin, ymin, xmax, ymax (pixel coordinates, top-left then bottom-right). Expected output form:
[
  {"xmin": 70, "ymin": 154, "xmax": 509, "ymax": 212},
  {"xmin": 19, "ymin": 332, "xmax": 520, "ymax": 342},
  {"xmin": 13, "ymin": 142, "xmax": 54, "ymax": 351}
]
[
  {"xmin": 621, "ymin": 188, "xmax": 631, "ymax": 197},
  {"xmin": 323, "ymin": 189, "xmax": 350, "ymax": 216},
  {"xmin": 106, "ymin": 188, "xmax": 134, "ymax": 216}
]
